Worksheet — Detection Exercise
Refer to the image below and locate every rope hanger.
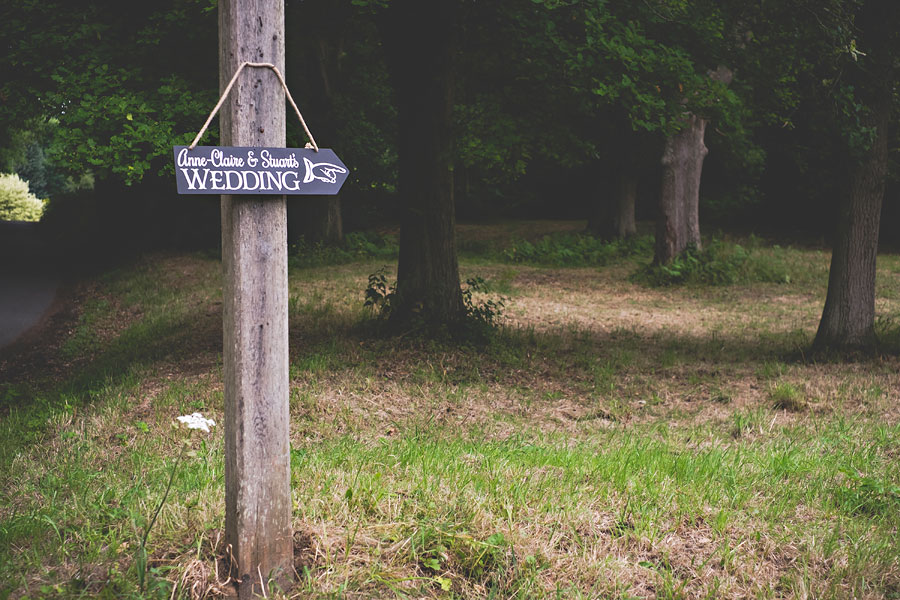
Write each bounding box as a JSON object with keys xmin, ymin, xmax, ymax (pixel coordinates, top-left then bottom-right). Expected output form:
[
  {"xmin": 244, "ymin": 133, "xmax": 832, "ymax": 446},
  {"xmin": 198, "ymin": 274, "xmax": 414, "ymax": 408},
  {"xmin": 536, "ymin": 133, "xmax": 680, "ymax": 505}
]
[{"xmin": 188, "ymin": 61, "xmax": 319, "ymax": 152}]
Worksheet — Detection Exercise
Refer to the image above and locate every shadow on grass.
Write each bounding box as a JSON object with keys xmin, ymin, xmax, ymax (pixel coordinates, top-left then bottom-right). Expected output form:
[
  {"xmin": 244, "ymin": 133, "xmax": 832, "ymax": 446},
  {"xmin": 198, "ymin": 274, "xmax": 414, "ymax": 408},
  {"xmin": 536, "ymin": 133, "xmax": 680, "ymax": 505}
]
[
  {"xmin": 0, "ymin": 304, "xmax": 220, "ymax": 462},
  {"xmin": 3, "ymin": 286, "xmax": 886, "ymax": 465},
  {"xmin": 285, "ymin": 307, "xmax": 822, "ymax": 396}
]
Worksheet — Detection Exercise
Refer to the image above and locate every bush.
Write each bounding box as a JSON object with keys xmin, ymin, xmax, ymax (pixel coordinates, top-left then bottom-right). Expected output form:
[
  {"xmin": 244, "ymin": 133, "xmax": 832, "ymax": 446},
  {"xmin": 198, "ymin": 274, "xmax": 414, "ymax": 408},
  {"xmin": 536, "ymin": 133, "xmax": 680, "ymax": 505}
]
[
  {"xmin": 633, "ymin": 239, "xmax": 793, "ymax": 286},
  {"xmin": 289, "ymin": 231, "xmax": 398, "ymax": 268},
  {"xmin": 364, "ymin": 269, "xmax": 506, "ymax": 343},
  {"xmin": 0, "ymin": 173, "xmax": 44, "ymax": 222},
  {"xmin": 502, "ymin": 233, "xmax": 652, "ymax": 266}
]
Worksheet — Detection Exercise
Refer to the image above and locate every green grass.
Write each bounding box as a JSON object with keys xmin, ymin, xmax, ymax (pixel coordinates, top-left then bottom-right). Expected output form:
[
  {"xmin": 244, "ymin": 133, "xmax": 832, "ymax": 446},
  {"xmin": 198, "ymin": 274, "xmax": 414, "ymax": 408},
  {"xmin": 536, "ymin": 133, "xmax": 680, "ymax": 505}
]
[
  {"xmin": 632, "ymin": 239, "xmax": 797, "ymax": 287},
  {"xmin": 2, "ymin": 223, "xmax": 900, "ymax": 598}
]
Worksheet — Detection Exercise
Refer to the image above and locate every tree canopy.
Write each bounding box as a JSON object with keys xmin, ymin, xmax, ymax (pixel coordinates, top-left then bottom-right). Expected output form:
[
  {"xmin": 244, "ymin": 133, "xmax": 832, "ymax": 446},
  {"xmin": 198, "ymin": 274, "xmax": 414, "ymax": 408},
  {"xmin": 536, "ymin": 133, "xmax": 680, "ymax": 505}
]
[{"xmin": 1, "ymin": 0, "xmax": 898, "ymax": 344}]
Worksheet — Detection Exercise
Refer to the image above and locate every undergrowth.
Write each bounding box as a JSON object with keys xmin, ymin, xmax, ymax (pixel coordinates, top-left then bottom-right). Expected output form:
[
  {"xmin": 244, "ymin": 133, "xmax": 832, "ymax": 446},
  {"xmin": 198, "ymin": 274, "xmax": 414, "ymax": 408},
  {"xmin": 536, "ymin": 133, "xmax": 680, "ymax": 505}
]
[
  {"xmin": 289, "ymin": 231, "xmax": 398, "ymax": 268},
  {"xmin": 364, "ymin": 268, "xmax": 505, "ymax": 343},
  {"xmin": 501, "ymin": 233, "xmax": 652, "ymax": 266},
  {"xmin": 634, "ymin": 239, "xmax": 793, "ymax": 286}
]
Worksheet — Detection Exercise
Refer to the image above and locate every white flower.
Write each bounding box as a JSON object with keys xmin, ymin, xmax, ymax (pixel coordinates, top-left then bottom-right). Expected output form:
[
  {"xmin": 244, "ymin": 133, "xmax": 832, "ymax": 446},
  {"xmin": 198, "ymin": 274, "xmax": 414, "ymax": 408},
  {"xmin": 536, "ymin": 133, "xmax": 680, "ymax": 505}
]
[{"xmin": 177, "ymin": 412, "xmax": 216, "ymax": 433}]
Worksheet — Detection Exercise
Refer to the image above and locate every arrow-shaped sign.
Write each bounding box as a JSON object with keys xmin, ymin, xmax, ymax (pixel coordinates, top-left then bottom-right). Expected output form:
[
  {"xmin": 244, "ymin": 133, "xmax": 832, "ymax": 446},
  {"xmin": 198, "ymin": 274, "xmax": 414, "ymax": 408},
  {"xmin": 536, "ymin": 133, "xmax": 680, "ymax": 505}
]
[{"xmin": 173, "ymin": 145, "xmax": 349, "ymax": 195}]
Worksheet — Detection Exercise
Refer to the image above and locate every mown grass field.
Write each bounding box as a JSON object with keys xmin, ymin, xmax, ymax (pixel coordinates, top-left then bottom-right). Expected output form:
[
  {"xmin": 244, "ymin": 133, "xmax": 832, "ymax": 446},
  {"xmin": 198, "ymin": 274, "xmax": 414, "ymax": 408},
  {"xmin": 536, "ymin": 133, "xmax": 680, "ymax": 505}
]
[{"xmin": 1, "ymin": 221, "xmax": 899, "ymax": 599}]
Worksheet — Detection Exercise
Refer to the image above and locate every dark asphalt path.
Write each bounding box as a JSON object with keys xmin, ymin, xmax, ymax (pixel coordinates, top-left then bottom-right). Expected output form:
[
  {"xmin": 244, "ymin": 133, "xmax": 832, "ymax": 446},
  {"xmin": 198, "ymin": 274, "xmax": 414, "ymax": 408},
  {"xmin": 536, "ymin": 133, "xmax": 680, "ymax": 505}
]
[
  {"xmin": 0, "ymin": 222, "xmax": 60, "ymax": 350},
  {"xmin": 0, "ymin": 272, "xmax": 58, "ymax": 348}
]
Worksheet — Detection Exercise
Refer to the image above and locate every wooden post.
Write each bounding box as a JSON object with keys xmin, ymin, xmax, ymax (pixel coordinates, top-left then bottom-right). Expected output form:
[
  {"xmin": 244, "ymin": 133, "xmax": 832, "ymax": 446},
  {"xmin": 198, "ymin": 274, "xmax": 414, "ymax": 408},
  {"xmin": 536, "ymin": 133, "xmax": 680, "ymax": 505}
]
[{"xmin": 219, "ymin": 0, "xmax": 292, "ymax": 596}]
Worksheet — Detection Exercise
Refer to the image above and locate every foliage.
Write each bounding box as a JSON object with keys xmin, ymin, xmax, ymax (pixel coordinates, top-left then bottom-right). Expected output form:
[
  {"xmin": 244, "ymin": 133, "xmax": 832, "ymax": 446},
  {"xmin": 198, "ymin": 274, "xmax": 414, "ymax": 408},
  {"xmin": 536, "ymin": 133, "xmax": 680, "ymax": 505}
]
[
  {"xmin": 502, "ymin": 233, "xmax": 652, "ymax": 266},
  {"xmin": 0, "ymin": 173, "xmax": 45, "ymax": 222},
  {"xmin": 0, "ymin": 0, "xmax": 218, "ymax": 186},
  {"xmin": 289, "ymin": 231, "xmax": 398, "ymax": 268},
  {"xmin": 286, "ymin": 0, "xmax": 399, "ymax": 196},
  {"xmin": 363, "ymin": 266, "xmax": 394, "ymax": 318},
  {"xmin": 460, "ymin": 276, "xmax": 506, "ymax": 330},
  {"xmin": 1, "ymin": 0, "xmax": 896, "ymax": 249},
  {"xmin": 365, "ymin": 268, "xmax": 505, "ymax": 341},
  {"xmin": 16, "ymin": 142, "xmax": 64, "ymax": 199},
  {"xmin": 634, "ymin": 239, "xmax": 792, "ymax": 286},
  {"xmin": 836, "ymin": 469, "xmax": 900, "ymax": 516},
  {"xmin": 0, "ymin": 120, "xmax": 70, "ymax": 199}
]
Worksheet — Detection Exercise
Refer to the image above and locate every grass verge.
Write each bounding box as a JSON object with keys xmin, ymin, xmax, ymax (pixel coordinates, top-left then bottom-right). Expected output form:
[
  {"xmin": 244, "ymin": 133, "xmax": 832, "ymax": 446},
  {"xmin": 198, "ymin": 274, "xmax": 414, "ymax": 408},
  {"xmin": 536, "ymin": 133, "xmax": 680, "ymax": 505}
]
[{"xmin": 1, "ymin": 224, "xmax": 899, "ymax": 599}]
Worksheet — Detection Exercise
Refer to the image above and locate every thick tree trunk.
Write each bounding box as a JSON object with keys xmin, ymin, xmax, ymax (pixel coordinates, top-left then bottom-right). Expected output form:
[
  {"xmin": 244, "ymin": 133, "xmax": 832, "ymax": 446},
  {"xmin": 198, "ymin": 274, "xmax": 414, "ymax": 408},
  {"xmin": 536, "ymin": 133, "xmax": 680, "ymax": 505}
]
[
  {"xmin": 812, "ymin": 0, "xmax": 897, "ymax": 354},
  {"xmin": 589, "ymin": 172, "xmax": 637, "ymax": 240},
  {"xmin": 655, "ymin": 114, "xmax": 707, "ymax": 264},
  {"xmin": 813, "ymin": 96, "xmax": 889, "ymax": 353},
  {"xmin": 383, "ymin": 0, "xmax": 464, "ymax": 323}
]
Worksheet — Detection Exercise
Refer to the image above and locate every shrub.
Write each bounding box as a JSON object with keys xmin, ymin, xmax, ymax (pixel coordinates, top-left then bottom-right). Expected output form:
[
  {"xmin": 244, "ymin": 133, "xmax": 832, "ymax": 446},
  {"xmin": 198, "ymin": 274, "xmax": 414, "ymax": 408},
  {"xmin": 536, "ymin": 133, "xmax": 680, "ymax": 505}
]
[
  {"xmin": 633, "ymin": 239, "xmax": 792, "ymax": 286},
  {"xmin": 289, "ymin": 231, "xmax": 398, "ymax": 268},
  {"xmin": 364, "ymin": 268, "xmax": 505, "ymax": 342},
  {"xmin": 502, "ymin": 233, "xmax": 652, "ymax": 266},
  {"xmin": 0, "ymin": 173, "xmax": 44, "ymax": 222}
]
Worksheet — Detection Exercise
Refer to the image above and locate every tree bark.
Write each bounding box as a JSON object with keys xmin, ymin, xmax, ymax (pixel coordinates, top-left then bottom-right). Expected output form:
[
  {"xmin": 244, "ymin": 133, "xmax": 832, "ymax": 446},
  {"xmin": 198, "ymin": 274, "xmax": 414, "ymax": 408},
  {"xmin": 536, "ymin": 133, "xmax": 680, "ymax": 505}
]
[
  {"xmin": 219, "ymin": 2, "xmax": 292, "ymax": 597},
  {"xmin": 588, "ymin": 171, "xmax": 637, "ymax": 240},
  {"xmin": 813, "ymin": 94, "xmax": 889, "ymax": 353},
  {"xmin": 383, "ymin": 0, "xmax": 464, "ymax": 323},
  {"xmin": 813, "ymin": 0, "xmax": 896, "ymax": 354},
  {"xmin": 655, "ymin": 114, "xmax": 707, "ymax": 264},
  {"xmin": 288, "ymin": 194, "xmax": 343, "ymax": 244}
]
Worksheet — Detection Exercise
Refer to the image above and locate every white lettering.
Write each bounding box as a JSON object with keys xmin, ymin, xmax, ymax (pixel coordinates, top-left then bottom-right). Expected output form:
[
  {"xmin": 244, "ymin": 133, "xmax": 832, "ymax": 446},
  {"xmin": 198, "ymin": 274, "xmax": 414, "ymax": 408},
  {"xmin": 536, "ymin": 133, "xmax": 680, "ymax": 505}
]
[
  {"xmin": 225, "ymin": 170, "xmax": 242, "ymax": 190},
  {"xmin": 241, "ymin": 170, "xmax": 261, "ymax": 191},
  {"xmin": 282, "ymin": 171, "xmax": 300, "ymax": 191},
  {"xmin": 178, "ymin": 162, "xmax": 319, "ymax": 193},
  {"xmin": 180, "ymin": 168, "xmax": 209, "ymax": 190},
  {"xmin": 258, "ymin": 171, "xmax": 270, "ymax": 191},
  {"xmin": 177, "ymin": 148, "xmax": 206, "ymax": 168},
  {"xmin": 265, "ymin": 171, "xmax": 282, "ymax": 191},
  {"xmin": 210, "ymin": 148, "xmax": 244, "ymax": 168},
  {"xmin": 261, "ymin": 150, "xmax": 299, "ymax": 169},
  {"xmin": 247, "ymin": 150, "xmax": 258, "ymax": 167}
]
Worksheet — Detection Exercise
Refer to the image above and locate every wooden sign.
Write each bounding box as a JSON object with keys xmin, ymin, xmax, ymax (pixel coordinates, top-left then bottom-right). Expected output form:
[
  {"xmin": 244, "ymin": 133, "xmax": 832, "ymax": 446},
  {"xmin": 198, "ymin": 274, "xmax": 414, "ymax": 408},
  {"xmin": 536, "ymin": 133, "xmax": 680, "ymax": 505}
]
[{"xmin": 173, "ymin": 145, "xmax": 349, "ymax": 195}]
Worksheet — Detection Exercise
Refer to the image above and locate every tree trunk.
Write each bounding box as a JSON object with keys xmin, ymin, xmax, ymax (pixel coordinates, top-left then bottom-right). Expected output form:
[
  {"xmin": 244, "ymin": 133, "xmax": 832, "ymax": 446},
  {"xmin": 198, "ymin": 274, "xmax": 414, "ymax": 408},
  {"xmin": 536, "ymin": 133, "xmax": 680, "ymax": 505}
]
[
  {"xmin": 616, "ymin": 175, "xmax": 637, "ymax": 239},
  {"xmin": 288, "ymin": 196, "xmax": 343, "ymax": 244},
  {"xmin": 655, "ymin": 114, "xmax": 707, "ymax": 264},
  {"xmin": 383, "ymin": 0, "xmax": 464, "ymax": 323},
  {"xmin": 813, "ymin": 0, "xmax": 896, "ymax": 354},
  {"xmin": 588, "ymin": 171, "xmax": 637, "ymax": 240},
  {"xmin": 813, "ymin": 96, "xmax": 889, "ymax": 353}
]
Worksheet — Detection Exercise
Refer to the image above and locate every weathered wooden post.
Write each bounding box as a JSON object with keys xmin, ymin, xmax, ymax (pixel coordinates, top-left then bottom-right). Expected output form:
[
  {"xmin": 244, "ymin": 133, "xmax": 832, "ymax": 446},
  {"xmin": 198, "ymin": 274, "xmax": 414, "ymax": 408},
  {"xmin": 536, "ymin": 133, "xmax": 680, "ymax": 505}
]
[
  {"xmin": 172, "ymin": 4, "xmax": 347, "ymax": 594},
  {"xmin": 219, "ymin": 1, "xmax": 292, "ymax": 596}
]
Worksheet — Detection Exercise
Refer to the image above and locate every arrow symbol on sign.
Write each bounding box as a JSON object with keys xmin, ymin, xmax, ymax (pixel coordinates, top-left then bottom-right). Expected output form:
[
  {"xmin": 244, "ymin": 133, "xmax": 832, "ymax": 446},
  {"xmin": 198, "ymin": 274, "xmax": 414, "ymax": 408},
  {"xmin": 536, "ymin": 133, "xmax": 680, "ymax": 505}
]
[{"xmin": 303, "ymin": 157, "xmax": 348, "ymax": 184}]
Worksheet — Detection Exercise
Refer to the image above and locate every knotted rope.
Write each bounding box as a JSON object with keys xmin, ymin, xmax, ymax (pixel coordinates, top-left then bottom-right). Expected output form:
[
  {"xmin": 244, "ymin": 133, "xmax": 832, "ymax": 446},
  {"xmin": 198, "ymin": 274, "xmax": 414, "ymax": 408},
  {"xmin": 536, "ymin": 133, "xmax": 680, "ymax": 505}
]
[{"xmin": 189, "ymin": 61, "xmax": 319, "ymax": 151}]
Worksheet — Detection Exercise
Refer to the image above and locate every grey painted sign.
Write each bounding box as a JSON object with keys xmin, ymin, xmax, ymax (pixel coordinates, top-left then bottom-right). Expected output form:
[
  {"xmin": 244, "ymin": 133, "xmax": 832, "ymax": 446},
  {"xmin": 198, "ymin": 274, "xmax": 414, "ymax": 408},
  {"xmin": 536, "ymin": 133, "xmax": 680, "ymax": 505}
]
[{"xmin": 173, "ymin": 145, "xmax": 349, "ymax": 195}]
